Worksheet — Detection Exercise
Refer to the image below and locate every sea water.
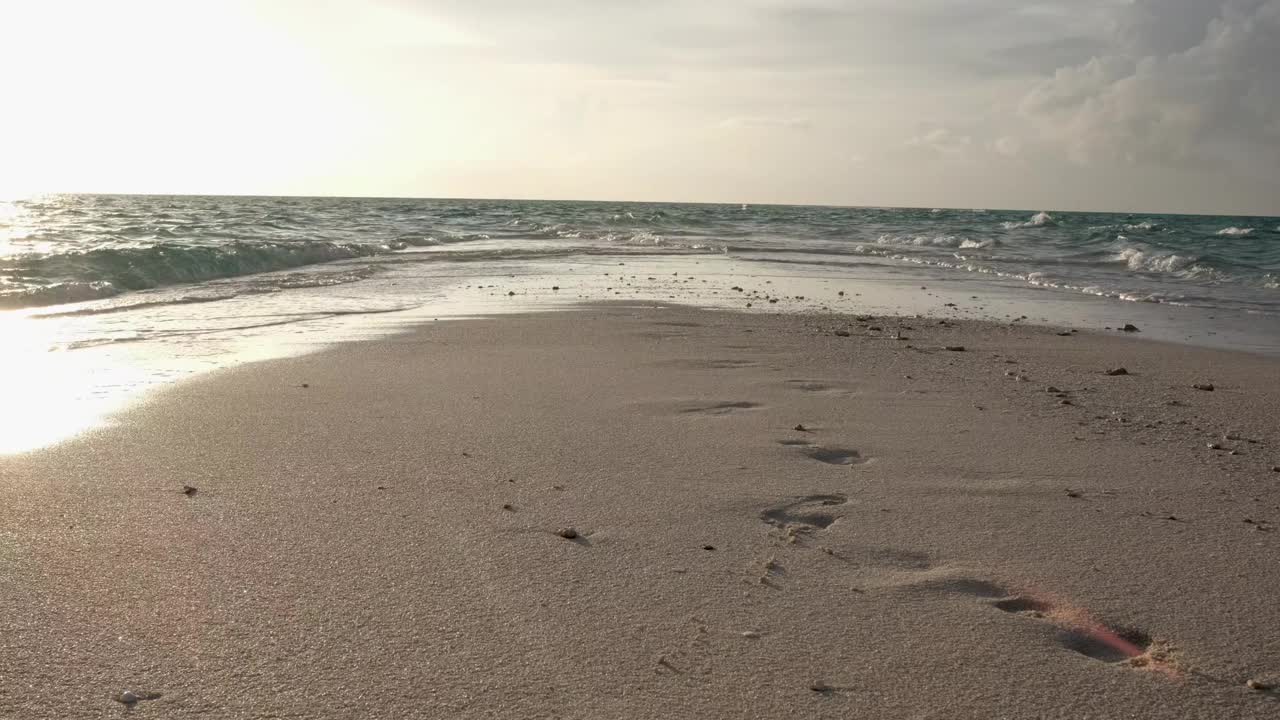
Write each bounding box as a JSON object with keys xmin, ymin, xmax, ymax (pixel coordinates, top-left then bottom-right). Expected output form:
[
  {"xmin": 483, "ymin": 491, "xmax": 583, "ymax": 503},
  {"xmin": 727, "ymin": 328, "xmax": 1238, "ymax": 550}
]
[{"xmin": 2, "ymin": 194, "xmax": 1277, "ymax": 451}]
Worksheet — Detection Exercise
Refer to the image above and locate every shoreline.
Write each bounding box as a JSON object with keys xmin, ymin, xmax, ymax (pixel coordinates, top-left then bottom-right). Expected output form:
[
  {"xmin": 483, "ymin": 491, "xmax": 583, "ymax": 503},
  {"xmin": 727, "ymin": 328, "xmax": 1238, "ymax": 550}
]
[
  {"xmin": 3, "ymin": 305, "xmax": 1278, "ymax": 717},
  {"xmin": 7, "ymin": 255, "xmax": 1280, "ymax": 457}
]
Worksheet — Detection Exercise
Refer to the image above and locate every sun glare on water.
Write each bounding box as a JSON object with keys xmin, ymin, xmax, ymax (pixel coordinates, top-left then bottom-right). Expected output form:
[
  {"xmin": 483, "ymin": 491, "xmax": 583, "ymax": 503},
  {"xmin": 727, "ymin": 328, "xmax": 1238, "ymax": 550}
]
[{"xmin": 0, "ymin": 312, "xmax": 148, "ymax": 454}]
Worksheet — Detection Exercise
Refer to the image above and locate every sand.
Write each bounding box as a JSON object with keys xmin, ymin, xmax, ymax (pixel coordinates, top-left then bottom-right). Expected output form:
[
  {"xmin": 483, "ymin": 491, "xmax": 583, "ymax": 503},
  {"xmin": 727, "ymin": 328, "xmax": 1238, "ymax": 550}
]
[{"xmin": 2, "ymin": 304, "xmax": 1278, "ymax": 718}]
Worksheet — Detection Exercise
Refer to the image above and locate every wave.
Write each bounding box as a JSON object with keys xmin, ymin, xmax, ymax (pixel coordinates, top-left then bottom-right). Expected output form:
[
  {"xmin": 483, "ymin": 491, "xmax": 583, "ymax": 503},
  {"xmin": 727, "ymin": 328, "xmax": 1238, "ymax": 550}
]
[
  {"xmin": 0, "ymin": 281, "xmax": 120, "ymax": 310},
  {"xmin": 393, "ymin": 233, "xmax": 491, "ymax": 247},
  {"xmin": 1001, "ymin": 211, "xmax": 1056, "ymax": 229},
  {"xmin": 1091, "ymin": 221, "xmax": 1163, "ymax": 233},
  {"xmin": 35, "ymin": 293, "xmax": 237, "ymax": 318},
  {"xmin": 1, "ymin": 241, "xmax": 385, "ymax": 310},
  {"xmin": 875, "ymin": 234, "xmax": 997, "ymax": 250},
  {"xmin": 1216, "ymin": 227, "xmax": 1254, "ymax": 236},
  {"xmin": 1114, "ymin": 247, "xmax": 1196, "ymax": 274}
]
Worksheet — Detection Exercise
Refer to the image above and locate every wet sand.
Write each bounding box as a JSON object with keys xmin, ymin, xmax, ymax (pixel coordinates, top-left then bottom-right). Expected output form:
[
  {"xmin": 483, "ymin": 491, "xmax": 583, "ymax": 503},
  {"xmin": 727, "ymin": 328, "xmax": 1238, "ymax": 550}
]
[{"xmin": 2, "ymin": 304, "xmax": 1278, "ymax": 718}]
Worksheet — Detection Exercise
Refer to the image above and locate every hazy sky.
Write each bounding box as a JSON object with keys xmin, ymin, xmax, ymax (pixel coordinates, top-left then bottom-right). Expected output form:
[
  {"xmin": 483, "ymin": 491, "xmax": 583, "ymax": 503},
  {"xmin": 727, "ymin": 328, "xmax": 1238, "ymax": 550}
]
[{"xmin": 1, "ymin": 0, "xmax": 1277, "ymax": 214}]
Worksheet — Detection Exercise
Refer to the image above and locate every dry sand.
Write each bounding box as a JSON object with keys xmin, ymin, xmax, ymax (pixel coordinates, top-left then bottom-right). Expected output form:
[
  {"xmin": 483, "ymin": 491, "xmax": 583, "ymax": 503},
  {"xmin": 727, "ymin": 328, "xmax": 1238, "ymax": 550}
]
[{"xmin": 2, "ymin": 304, "xmax": 1278, "ymax": 718}]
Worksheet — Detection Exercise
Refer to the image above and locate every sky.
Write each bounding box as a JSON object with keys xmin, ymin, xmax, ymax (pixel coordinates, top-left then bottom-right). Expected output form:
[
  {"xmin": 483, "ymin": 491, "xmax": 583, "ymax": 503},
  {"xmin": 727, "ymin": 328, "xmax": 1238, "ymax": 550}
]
[{"xmin": 0, "ymin": 0, "xmax": 1277, "ymax": 215}]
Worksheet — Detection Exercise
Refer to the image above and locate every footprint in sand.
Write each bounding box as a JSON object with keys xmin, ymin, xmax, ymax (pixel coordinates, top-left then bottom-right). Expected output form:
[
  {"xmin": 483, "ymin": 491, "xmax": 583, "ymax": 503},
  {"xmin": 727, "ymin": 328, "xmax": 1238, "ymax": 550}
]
[
  {"xmin": 664, "ymin": 358, "xmax": 764, "ymax": 370},
  {"xmin": 805, "ymin": 447, "xmax": 867, "ymax": 466},
  {"xmin": 783, "ymin": 379, "xmax": 857, "ymax": 396},
  {"xmin": 778, "ymin": 440, "xmax": 869, "ymax": 466},
  {"xmin": 636, "ymin": 330, "xmax": 688, "ymax": 340},
  {"xmin": 761, "ymin": 494, "xmax": 848, "ymax": 530},
  {"xmin": 679, "ymin": 401, "xmax": 763, "ymax": 416},
  {"xmin": 898, "ymin": 574, "xmax": 1165, "ymax": 667},
  {"xmin": 992, "ymin": 594, "xmax": 1156, "ymax": 664}
]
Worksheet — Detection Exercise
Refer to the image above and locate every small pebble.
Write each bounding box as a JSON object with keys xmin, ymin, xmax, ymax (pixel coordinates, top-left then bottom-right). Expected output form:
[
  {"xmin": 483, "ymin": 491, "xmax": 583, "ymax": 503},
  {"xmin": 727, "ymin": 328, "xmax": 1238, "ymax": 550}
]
[
  {"xmin": 551, "ymin": 286, "xmax": 560, "ymax": 291},
  {"xmin": 741, "ymin": 630, "xmax": 761, "ymax": 639},
  {"xmin": 556, "ymin": 527, "xmax": 579, "ymax": 540},
  {"xmin": 502, "ymin": 503, "xmax": 514, "ymax": 511},
  {"xmin": 1208, "ymin": 443, "xmax": 1222, "ymax": 450},
  {"xmin": 1105, "ymin": 367, "xmax": 1129, "ymax": 376},
  {"xmin": 181, "ymin": 485, "xmax": 197, "ymax": 496},
  {"xmin": 794, "ymin": 424, "xmax": 808, "ymax": 432},
  {"xmin": 833, "ymin": 329, "xmax": 850, "ymax": 337},
  {"xmin": 1122, "ymin": 324, "xmax": 1140, "ymax": 332},
  {"xmin": 702, "ymin": 544, "xmax": 716, "ymax": 551},
  {"xmin": 1194, "ymin": 383, "xmax": 1215, "ymax": 391},
  {"xmin": 1246, "ymin": 679, "xmax": 1272, "ymax": 692},
  {"xmin": 300, "ymin": 383, "xmax": 309, "ymax": 388},
  {"xmin": 944, "ymin": 345, "xmax": 965, "ymax": 352},
  {"xmin": 1046, "ymin": 386, "xmax": 1061, "ymax": 393},
  {"xmin": 114, "ymin": 691, "xmax": 159, "ymax": 704},
  {"xmin": 1065, "ymin": 490, "xmax": 1081, "ymax": 498}
]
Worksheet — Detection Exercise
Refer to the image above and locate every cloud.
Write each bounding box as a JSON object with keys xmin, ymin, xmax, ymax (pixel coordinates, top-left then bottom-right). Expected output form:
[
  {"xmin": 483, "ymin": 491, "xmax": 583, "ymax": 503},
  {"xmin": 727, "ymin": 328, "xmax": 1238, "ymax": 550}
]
[
  {"xmin": 1017, "ymin": 0, "xmax": 1280, "ymax": 177},
  {"xmin": 992, "ymin": 136, "xmax": 1023, "ymax": 157},
  {"xmin": 905, "ymin": 128, "xmax": 974, "ymax": 155}
]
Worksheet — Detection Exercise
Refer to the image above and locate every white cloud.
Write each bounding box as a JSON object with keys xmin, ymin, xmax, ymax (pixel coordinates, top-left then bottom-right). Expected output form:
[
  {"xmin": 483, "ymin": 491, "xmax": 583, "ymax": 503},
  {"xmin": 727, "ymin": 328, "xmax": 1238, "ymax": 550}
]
[
  {"xmin": 992, "ymin": 136, "xmax": 1022, "ymax": 157},
  {"xmin": 905, "ymin": 128, "xmax": 973, "ymax": 155},
  {"xmin": 1017, "ymin": 1, "xmax": 1280, "ymax": 177},
  {"xmin": 4, "ymin": 0, "xmax": 1276, "ymax": 212}
]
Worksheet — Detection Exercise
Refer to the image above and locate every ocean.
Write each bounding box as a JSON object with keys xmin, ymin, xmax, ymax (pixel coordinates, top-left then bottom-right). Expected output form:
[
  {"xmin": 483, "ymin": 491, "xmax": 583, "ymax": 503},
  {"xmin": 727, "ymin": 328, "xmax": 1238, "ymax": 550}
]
[
  {"xmin": 4, "ymin": 195, "xmax": 1278, "ymax": 314},
  {"xmin": 2, "ymin": 193, "xmax": 1278, "ymax": 451}
]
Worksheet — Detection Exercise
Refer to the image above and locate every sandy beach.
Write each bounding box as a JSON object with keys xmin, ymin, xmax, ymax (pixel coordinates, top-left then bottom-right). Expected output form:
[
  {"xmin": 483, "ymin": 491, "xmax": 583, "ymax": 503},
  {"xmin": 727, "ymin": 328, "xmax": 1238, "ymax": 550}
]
[{"xmin": 2, "ymin": 304, "xmax": 1278, "ymax": 718}]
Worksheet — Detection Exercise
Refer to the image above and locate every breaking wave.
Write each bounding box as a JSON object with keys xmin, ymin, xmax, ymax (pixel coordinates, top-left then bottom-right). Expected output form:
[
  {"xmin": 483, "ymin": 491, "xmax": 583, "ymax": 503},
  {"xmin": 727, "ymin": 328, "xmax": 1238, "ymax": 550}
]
[
  {"xmin": 1001, "ymin": 211, "xmax": 1056, "ymax": 229},
  {"xmin": 1216, "ymin": 226, "xmax": 1254, "ymax": 236},
  {"xmin": 1, "ymin": 241, "xmax": 385, "ymax": 310},
  {"xmin": 1115, "ymin": 247, "xmax": 1196, "ymax": 274}
]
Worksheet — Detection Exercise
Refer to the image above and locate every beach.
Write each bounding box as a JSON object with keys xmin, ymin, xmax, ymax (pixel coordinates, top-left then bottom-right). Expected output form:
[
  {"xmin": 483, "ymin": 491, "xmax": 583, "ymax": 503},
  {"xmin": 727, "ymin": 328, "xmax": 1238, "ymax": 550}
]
[{"xmin": 2, "ymin": 303, "xmax": 1277, "ymax": 718}]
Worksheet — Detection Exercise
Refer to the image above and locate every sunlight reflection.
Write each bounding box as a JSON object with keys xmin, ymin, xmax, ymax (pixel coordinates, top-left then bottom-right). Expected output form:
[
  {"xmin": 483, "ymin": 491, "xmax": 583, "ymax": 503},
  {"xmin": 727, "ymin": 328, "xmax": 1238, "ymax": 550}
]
[{"xmin": 0, "ymin": 311, "xmax": 148, "ymax": 454}]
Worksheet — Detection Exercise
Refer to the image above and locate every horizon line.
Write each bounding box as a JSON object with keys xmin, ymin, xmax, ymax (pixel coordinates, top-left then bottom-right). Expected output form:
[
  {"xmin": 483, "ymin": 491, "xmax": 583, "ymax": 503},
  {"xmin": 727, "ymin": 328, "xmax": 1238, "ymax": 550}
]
[{"xmin": 10, "ymin": 190, "xmax": 1278, "ymax": 219}]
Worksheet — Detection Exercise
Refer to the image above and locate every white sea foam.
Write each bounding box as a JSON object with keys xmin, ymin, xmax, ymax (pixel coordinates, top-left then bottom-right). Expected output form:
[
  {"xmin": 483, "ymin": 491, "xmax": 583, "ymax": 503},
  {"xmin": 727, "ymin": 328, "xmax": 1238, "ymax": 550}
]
[
  {"xmin": 1116, "ymin": 247, "xmax": 1194, "ymax": 274},
  {"xmin": 875, "ymin": 234, "xmax": 994, "ymax": 249},
  {"xmin": 1216, "ymin": 226, "xmax": 1254, "ymax": 236},
  {"xmin": 1001, "ymin": 211, "xmax": 1056, "ymax": 229}
]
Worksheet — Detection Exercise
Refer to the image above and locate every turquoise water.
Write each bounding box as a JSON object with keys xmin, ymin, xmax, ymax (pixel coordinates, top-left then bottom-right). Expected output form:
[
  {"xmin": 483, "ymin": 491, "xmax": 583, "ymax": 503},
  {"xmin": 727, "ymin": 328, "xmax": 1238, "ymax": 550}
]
[
  {"xmin": 3, "ymin": 194, "xmax": 1277, "ymax": 314},
  {"xmin": 1, "ymin": 193, "xmax": 1277, "ymax": 453}
]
